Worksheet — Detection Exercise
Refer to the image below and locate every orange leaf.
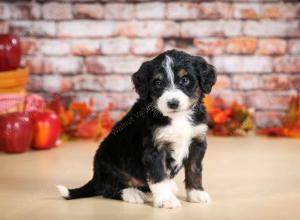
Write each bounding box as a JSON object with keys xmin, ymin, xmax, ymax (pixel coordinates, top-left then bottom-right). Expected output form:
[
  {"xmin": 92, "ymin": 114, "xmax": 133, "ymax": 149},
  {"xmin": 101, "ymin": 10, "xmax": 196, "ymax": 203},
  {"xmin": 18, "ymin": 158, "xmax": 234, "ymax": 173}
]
[
  {"xmin": 72, "ymin": 99, "xmax": 93, "ymax": 122},
  {"xmin": 76, "ymin": 117, "xmax": 102, "ymax": 139},
  {"xmin": 59, "ymin": 105, "xmax": 74, "ymax": 127},
  {"xmin": 283, "ymin": 94, "xmax": 299, "ymax": 128}
]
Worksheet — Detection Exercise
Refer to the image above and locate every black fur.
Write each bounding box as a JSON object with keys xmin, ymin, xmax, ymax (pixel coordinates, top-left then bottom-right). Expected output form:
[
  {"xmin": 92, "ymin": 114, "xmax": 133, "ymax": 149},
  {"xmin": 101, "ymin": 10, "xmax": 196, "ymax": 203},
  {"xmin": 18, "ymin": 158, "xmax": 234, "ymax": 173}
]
[{"xmin": 64, "ymin": 49, "xmax": 217, "ymax": 201}]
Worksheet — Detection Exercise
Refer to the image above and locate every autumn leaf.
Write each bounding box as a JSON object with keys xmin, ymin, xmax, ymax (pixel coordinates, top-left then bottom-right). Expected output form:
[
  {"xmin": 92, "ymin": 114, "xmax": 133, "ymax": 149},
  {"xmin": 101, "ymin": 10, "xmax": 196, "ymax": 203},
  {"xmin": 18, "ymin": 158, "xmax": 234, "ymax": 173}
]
[
  {"xmin": 204, "ymin": 95, "xmax": 253, "ymax": 136},
  {"xmin": 76, "ymin": 116, "xmax": 103, "ymax": 139},
  {"xmin": 71, "ymin": 98, "xmax": 94, "ymax": 122},
  {"xmin": 256, "ymin": 94, "xmax": 300, "ymax": 138}
]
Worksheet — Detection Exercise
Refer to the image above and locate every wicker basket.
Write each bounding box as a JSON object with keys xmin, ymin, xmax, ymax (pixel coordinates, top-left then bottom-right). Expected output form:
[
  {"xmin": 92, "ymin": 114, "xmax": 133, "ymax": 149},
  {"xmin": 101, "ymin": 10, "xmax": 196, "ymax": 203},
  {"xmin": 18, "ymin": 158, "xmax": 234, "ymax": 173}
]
[
  {"xmin": 0, "ymin": 67, "xmax": 29, "ymax": 113},
  {"xmin": 0, "ymin": 67, "xmax": 29, "ymax": 94}
]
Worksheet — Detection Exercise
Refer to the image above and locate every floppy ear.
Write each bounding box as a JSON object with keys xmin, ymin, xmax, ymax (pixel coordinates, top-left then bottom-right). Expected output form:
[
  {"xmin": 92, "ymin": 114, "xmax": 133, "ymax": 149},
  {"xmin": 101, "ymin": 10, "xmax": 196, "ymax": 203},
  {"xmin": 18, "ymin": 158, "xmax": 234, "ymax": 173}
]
[
  {"xmin": 192, "ymin": 56, "xmax": 217, "ymax": 94},
  {"xmin": 132, "ymin": 61, "xmax": 151, "ymax": 100}
]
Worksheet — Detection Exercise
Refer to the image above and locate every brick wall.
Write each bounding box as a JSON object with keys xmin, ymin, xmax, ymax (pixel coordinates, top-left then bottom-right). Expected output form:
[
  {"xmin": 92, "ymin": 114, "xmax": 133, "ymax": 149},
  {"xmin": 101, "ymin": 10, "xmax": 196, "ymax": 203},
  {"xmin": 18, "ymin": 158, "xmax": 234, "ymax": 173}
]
[{"xmin": 0, "ymin": 0, "xmax": 300, "ymax": 128}]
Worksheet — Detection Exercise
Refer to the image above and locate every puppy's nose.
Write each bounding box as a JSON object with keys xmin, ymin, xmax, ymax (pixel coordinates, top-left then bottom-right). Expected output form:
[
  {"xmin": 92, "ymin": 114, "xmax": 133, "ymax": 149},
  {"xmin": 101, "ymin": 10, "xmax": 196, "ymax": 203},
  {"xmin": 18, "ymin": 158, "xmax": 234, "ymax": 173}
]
[{"xmin": 167, "ymin": 99, "xmax": 179, "ymax": 110}]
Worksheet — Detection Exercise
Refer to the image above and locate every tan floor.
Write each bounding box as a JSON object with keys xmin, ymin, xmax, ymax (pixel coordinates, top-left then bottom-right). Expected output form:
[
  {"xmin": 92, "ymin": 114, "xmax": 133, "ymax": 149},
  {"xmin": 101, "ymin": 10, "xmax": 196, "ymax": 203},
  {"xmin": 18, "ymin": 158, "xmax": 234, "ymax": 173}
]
[{"xmin": 0, "ymin": 135, "xmax": 300, "ymax": 220}]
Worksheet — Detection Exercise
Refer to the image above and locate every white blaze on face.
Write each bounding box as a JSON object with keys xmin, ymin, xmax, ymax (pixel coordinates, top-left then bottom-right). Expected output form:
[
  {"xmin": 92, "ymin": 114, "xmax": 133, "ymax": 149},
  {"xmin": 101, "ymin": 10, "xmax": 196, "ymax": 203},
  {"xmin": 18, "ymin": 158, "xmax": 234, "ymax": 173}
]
[
  {"xmin": 157, "ymin": 56, "xmax": 190, "ymax": 116},
  {"xmin": 163, "ymin": 55, "xmax": 175, "ymax": 89}
]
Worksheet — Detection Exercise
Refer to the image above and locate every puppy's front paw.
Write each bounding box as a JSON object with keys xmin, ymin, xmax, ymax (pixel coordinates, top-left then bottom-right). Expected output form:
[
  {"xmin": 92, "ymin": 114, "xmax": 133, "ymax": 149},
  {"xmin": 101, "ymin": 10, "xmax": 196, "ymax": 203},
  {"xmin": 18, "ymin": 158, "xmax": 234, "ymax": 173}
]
[
  {"xmin": 122, "ymin": 188, "xmax": 147, "ymax": 204},
  {"xmin": 169, "ymin": 180, "xmax": 178, "ymax": 194},
  {"xmin": 187, "ymin": 190, "xmax": 211, "ymax": 203},
  {"xmin": 154, "ymin": 193, "xmax": 181, "ymax": 209}
]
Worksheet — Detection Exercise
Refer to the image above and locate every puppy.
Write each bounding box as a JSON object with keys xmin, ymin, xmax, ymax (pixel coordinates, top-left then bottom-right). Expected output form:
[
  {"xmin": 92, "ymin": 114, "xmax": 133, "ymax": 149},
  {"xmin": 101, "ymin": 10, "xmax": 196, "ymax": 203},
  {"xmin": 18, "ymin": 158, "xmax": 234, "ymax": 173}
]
[{"xmin": 57, "ymin": 49, "xmax": 217, "ymax": 209}]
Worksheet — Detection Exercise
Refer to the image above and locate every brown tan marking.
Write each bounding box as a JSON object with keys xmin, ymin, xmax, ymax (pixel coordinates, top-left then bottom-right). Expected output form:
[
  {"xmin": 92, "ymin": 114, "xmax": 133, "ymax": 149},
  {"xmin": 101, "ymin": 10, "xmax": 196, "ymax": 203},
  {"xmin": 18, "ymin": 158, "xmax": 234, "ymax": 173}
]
[{"xmin": 178, "ymin": 69, "xmax": 188, "ymax": 77}]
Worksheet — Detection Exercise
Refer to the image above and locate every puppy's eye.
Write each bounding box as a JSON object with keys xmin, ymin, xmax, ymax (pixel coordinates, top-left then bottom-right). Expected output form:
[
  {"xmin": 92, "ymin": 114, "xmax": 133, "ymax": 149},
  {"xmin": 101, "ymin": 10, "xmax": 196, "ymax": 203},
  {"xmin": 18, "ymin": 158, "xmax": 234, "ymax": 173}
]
[
  {"xmin": 153, "ymin": 79, "xmax": 162, "ymax": 87},
  {"xmin": 180, "ymin": 76, "xmax": 190, "ymax": 86}
]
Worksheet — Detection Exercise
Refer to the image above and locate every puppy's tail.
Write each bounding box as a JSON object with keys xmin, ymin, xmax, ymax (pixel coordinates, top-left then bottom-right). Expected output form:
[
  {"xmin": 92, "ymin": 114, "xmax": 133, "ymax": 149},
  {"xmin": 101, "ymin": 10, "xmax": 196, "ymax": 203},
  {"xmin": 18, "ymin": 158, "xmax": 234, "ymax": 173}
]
[{"xmin": 56, "ymin": 179, "xmax": 96, "ymax": 200}]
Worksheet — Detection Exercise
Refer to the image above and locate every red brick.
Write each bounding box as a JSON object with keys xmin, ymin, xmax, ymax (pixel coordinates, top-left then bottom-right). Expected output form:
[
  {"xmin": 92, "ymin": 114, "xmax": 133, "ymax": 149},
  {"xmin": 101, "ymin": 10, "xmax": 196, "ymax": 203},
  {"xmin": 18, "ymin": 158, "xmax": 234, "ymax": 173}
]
[
  {"xmin": 42, "ymin": 3, "xmax": 72, "ymax": 20},
  {"xmin": 27, "ymin": 75, "xmax": 42, "ymax": 92},
  {"xmin": 212, "ymin": 75, "xmax": 231, "ymax": 91},
  {"xmin": 261, "ymin": 3, "xmax": 299, "ymax": 20},
  {"xmin": 287, "ymin": 21, "xmax": 300, "ymax": 37},
  {"xmin": 292, "ymin": 76, "xmax": 300, "ymax": 90},
  {"xmin": 166, "ymin": 2, "xmax": 199, "ymax": 20},
  {"xmin": 100, "ymin": 75, "xmax": 133, "ymax": 92},
  {"xmin": 163, "ymin": 39, "xmax": 198, "ymax": 56},
  {"xmin": 232, "ymin": 74, "xmax": 259, "ymax": 90},
  {"xmin": 25, "ymin": 57, "xmax": 52, "ymax": 74},
  {"xmin": 258, "ymin": 39, "xmax": 287, "ymax": 55},
  {"xmin": 247, "ymin": 91, "xmax": 296, "ymax": 110},
  {"xmin": 261, "ymin": 3, "xmax": 283, "ymax": 19},
  {"xmin": 76, "ymin": 92, "xmax": 137, "ymax": 111},
  {"xmin": 42, "ymin": 75, "xmax": 73, "ymax": 93},
  {"xmin": 273, "ymin": 56, "xmax": 300, "ymax": 73},
  {"xmin": 49, "ymin": 57, "xmax": 83, "ymax": 75},
  {"xmin": 233, "ymin": 3, "xmax": 260, "ymax": 19},
  {"xmin": 210, "ymin": 90, "xmax": 246, "ymax": 106},
  {"xmin": 86, "ymin": 57, "xmax": 145, "ymax": 75},
  {"xmin": 73, "ymin": 4, "xmax": 104, "ymax": 19},
  {"xmin": 260, "ymin": 74, "xmax": 292, "ymax": 90},
  {"xmin": 120, "ymin": 21, "xmax": 179, "ymax": 38},
  {"xmin": 101, "ymin": 38, "xmax": 131, "ymax": 55},
  {"xmin": 0, "ymin": 21, "xmax": 9, "ymax": 33},
  {"xmin": 199, "ymin": 3, "xmax": 233, "ymax": 19},
  {"xmin": 58, "ymin": 21, "xmax": 120, "ymax": 37},
  {"xmin": 181, "ymin": 21, "xmax": 241, "ymax": 38},
  {"xmin": 104, "ymin": 3, "xmax": 135, "ymax": 20},
  {"xmin": 27, "ymin": 57, "xmax": 83, "ymax": 75},
  {"xmin": 10, "ymin": 21, "xmax": 56, "ymax": 37},
  {"xmin": 254, "ymin": 111, "xmax": 285, "ymax": 129},
  {"xmin": 21, "ymin": 38, "xmax": 39, "ymax": 55},
  {"xmin": 0, "ymin": 3, "xmax": 10, "ymax": 19},
  {"xmin": 136, "ymin": 2, "xmax": 165, "ymax": 19},
  {"xmin": 40, "ymin": 40, "xmax": 70, "ymax": 56},
  {"xmin": 71, "ymin": 40, "xmax": 101, "ymax": 56},
  {"xmin": 12, "ymin": 2, "xmax": 40, "ymax": 20},
  {"xmin": 226, "ymin": 37, "xmax": 257, "ymax": 54},
  {"xmin": 72, "ymin": 75, "xmax": 104, "ymax": 92},
  {"xmin": 72, "ymin": 74, "xmax": 133, "ymax": 92},
  {"xmin": 213, "ymin": 56, "xmax": 272, "ymax": 73},
  {"xmin": 131, "ymin": 38, "xmax": 164, "ymax": 56},
  {"xmin": 193, "ymin": 38, "xmax": 225, "ymax": 55},
  {"xmin": 288, "ymin": 40, "xmax": 300, "ymax": 55},
  {"xmin": 244, "ymin": 21, "xmax": 288, "ymax": 37}
]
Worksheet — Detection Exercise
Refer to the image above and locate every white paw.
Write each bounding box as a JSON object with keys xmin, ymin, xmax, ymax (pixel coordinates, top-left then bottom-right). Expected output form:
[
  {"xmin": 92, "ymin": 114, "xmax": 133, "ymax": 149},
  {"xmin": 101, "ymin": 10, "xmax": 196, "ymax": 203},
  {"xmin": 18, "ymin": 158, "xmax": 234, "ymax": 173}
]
[
  {"xmin": 187, "ymin": 190, "xmax": 211, "ymax": 203},
  {"xmin": 122, "ymin": 188, "xmax": 147, "ymax": 204},
  {"xmin": 154, "ymin": 193, "xmax": 181, "ymax": 209},
  {"xmin": 169, "ymin": 180, "xmax": 178, "ymax": 194}
]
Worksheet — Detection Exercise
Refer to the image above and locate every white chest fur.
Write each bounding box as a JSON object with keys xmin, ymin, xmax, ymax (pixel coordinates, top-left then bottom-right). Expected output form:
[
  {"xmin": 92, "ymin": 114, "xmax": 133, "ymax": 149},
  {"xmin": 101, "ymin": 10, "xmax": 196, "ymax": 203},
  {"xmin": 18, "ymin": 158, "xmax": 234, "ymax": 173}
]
[{"xmin": 154, "ymin": 112, "xmax": 208, "ymax": 168}]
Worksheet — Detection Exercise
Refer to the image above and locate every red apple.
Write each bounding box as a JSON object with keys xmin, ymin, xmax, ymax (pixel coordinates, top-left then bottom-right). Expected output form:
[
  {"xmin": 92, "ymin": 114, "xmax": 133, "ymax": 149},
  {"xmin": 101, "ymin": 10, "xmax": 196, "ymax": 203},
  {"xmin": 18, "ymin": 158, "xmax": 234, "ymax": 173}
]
[
  {"xmin": 24, "ymin": 94, "xmax": 46, "ymax": 113},
  {"xmin": 29, "ymin": 110, "xmax": 61, "ymax": 150},
  {"xmin": 0, "ymin": 34, "xmax": 21, "ymax": 71},
  {"xmin": 0, "ymin": 112, "xmax": 33, "ymax": 153}
]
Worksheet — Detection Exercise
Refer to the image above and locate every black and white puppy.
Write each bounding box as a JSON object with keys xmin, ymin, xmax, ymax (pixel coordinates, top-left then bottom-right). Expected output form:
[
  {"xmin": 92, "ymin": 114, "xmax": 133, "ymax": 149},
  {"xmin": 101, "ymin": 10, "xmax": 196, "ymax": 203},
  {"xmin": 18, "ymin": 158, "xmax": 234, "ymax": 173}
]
[{"xmin": 57, "ymin": 49, "xmax": 217, "ymax": 209}]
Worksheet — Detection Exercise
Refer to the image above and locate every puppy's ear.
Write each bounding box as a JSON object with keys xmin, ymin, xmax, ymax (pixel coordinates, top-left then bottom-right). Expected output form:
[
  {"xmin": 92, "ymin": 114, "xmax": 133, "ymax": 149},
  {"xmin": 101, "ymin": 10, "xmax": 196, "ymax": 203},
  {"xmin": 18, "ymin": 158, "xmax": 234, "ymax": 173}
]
[
  {"xmin": 192, "ymin": 56, "xmax": 217, "ymax": 94},
  {"xmin": 132, "ymin": 61, "xmax": 151, "ymax": 100}
]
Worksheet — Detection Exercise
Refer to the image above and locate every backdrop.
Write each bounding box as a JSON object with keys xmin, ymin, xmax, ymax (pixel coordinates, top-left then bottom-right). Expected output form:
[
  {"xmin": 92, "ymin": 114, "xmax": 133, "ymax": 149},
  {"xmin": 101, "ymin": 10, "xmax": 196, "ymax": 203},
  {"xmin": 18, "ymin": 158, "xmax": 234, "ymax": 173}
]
[{"xmin": 0, "ymin": 0, "xmax": 299, "ymax": 128}]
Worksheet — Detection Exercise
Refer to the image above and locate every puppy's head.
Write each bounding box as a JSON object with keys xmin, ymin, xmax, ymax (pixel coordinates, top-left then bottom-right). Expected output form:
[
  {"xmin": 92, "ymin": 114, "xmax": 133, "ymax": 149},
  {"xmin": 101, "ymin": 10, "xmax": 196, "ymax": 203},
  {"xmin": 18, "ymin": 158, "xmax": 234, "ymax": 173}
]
[{"xmin": 132, "ymin": 50, "xmax": 217, "ymax": 116}]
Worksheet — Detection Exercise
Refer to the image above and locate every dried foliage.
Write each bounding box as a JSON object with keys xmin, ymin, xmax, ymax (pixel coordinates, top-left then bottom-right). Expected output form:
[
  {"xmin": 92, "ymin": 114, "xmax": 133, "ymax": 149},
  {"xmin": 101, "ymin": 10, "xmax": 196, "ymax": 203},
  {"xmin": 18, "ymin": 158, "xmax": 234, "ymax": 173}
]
[
  {"xmin": 47, "ymin": 96, "xmax": 114, "ymax": 140},
  {"xmin": 204, "ymin": 96, "xmax": 253, "ymax": 136},
  {"xmin": 257, "ymin": 95, "xmax": 300, "ymax": 138}
]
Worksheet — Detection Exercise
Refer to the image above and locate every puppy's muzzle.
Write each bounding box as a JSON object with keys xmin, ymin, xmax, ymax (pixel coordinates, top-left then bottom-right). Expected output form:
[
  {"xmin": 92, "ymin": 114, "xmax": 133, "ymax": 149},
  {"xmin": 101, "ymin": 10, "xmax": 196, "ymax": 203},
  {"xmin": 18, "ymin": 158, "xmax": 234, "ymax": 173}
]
[{"xmin": 167, "ymin": 98, "xmax": 179, "ymax": 110}]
